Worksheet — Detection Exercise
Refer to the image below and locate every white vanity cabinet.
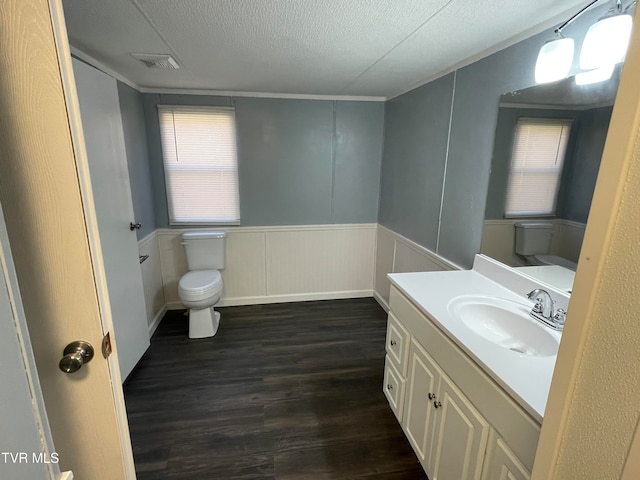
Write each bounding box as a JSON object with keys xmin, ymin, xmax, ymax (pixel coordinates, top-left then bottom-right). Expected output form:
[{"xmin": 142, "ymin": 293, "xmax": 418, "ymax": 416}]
[
  {"xmin": 482, "ymin": 435, "xmax": 531, "ymax": 480},
  {"xmin": 383, "ymin": 284, "xmax": 539, "ymax": 479}
]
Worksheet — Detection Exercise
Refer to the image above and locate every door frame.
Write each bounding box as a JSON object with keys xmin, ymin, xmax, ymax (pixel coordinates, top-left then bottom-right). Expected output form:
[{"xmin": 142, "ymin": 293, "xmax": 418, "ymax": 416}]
[{"xmin": 0, "ymin": 203, "xmax": 60, "ymax": 480}]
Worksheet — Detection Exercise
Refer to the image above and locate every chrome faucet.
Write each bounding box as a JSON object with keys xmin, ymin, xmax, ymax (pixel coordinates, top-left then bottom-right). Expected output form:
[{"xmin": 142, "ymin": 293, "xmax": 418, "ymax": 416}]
[{"xmin": 526, "ymin": 289, "xmax": 566, "ymax": 331}]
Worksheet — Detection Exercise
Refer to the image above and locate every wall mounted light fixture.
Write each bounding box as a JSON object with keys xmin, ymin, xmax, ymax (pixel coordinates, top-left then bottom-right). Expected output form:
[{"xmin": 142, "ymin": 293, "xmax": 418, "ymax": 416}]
[
  {"xmin": 580, "ymin": 3, "xmax": 633, "ymax": 69},
  {"xmin": 535, "ymin": 0, "xmax": 635, "ymax": 85}
]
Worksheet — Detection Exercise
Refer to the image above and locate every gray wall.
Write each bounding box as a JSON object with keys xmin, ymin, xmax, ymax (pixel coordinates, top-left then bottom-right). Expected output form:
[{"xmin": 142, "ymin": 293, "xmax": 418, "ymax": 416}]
[
  {"xmin": 378, "ymin": 5, "xmax": 608, "ymax": 268},
  {"xmin": 379, "ymin": 73, "xmax": 454, "ymax": 251},
  {"xmin": 142, "ymin": 94, "xmax": 384, "ymax": 227},
  {"xmin": 117, "ymin": 82, "xmax": 156, "ymax": 239},
  {"xmin": 558, "ymin": 106, "xmax": 612, "ymax": 224}
]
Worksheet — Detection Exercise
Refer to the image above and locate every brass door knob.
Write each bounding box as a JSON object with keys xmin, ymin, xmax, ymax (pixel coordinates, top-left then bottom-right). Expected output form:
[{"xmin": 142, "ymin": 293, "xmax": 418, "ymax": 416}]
[{"xmin": 59, "ymin": 340, "xmax": 94, "ymax": 374}]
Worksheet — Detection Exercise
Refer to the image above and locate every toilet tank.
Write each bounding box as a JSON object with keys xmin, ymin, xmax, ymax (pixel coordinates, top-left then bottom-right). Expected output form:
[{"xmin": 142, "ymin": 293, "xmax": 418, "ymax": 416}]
[
  {"xmin": 182, "ymin": 231, "xmax": 226, "ymax": 270},
  {"xmin": 514, "ymin": 222, "xmax": 553, "ymax": 255}
]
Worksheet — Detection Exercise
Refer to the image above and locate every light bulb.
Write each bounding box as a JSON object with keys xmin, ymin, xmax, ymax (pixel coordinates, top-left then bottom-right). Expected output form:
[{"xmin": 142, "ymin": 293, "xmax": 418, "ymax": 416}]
[
  {"xmin": 535, "ymin": 38, "xmax": 574, "ymax": 84},
  {"xmin": 580, "ymin": 14, "xmax": 633, "ymax": 70}
]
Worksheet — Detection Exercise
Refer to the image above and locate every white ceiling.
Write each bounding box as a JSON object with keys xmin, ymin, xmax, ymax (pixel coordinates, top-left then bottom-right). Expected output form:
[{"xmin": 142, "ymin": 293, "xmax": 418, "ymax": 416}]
[{"xmin": 61, "ymin": 0, "xmax": 590, "ymax": 99}]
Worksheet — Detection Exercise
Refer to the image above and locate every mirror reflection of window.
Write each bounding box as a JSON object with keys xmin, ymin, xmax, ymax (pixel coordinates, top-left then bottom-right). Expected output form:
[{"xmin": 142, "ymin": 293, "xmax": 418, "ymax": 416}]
[{"xmin": 505, "ymin": 118, "xmax": 573, "ymax": 217}]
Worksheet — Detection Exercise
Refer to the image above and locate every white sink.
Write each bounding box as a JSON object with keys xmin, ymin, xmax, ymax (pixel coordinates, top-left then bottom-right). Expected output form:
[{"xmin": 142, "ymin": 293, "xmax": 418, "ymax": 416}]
[{"xmin": 447, "ymin": 295, "xmax": 559, "ymax": 357}]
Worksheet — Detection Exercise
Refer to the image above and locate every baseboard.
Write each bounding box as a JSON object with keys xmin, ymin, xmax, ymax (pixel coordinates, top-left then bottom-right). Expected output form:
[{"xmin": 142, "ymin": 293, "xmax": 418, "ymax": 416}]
[
  {"xmin": 373, "ymin": 290, "xmax": 389, "ymax": 312},
  {"xmin": 165, "ymin": 289, "xmax": 374, "ymax": 310},
  {"xmin": 147, "ymin": 306, "xmax": 167, "ymax": 336}
]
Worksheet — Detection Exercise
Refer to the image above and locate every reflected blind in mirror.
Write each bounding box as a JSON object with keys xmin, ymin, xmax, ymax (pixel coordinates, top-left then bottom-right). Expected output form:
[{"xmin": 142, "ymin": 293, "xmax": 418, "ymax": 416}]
[
  {"xmin": 158, "ymin": 106, "xmax": 240, "ymax": 224},
  {"xmin": 505, "ymin": 118, "xmax": 573, "ymax": 217}
]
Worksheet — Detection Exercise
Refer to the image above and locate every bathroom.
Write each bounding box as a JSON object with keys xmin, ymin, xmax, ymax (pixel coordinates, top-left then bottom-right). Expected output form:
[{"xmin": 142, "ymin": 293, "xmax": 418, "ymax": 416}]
[{"xmin": 1, "ymin": 1, "xmax": 639, "ymax": 480}]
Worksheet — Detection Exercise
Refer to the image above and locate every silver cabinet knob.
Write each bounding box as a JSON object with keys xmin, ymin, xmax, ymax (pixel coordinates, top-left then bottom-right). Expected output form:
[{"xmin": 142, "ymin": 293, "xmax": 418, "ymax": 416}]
[
  {"xmin": 428, "ymin": 392, "xmax": 436, "ymax": 400},
  {"xmin": 390, "ymin": 340, "xmax": 397, "ymax": 346},
  {"xmin": 387, "ymin": 384, "xmax": 393, "ymax": 390},
  {"xmin": 434, "ymin": 401, "xmax": 442, "ymax": 409},
  {"xmin": 59, "ymin": 341, "xmax": 94, "ymax": 374},
  {"xmin": 129, "ymin": 222, "xmax": 142, "ymax": 231}
]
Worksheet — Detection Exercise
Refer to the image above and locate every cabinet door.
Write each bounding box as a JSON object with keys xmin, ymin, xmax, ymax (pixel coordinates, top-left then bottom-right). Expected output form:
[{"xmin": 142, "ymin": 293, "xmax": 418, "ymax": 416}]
[
  {"xmin": 483, "ymin": 437, "xmax": 530, "ymax": 480},
  {"xmin": 429, "ymin": 373, "xmax": 490, "ymax": 480},
  {"xmin": 403, "ymin": 338, "xmax": 440, "ymax": 466},
  {"xmin": 383, "ymin": 356, "xmax": 406, "ymax": 422}
]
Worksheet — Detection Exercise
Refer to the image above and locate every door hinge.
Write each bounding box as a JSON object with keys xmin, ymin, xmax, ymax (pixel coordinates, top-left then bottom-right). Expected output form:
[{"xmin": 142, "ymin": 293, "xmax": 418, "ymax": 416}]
[{"xmin": 101, "ymin": 332, "xmax": 112, "ymax": 358}]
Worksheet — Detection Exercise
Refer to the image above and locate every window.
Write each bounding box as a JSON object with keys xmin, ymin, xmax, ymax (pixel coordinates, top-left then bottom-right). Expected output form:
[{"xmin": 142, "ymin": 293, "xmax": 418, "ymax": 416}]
[
  {"xmin": 504, "ymin": 118, "xmax": 572, "ymax": 217},
  {"xmin": 158, "ymin": 106, "xmax": 240, "ymax": 224}
]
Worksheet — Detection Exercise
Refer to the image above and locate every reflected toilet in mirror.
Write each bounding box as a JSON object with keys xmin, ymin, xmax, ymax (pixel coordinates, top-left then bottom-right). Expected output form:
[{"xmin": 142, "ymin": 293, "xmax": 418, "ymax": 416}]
[{"xmin": 514, "ymin": 222, "xmax": 577, "ymax": 271}]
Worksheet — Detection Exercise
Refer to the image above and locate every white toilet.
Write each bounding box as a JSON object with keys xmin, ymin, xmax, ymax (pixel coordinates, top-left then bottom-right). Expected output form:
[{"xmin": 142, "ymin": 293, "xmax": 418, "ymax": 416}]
[
  {"xmin": 514, "ymin": 222, "xmax": 577, "ymax": 271},
  {"xmin": 178, "ymin": 231, "xmax": 226, "ymax": 338}
]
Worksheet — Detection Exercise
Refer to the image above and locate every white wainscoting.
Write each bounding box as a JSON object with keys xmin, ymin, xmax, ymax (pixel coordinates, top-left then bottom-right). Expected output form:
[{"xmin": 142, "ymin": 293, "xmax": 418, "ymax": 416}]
[
  {"xmin": 138, "ymin": 231, "xmax": 166, "ymax": 335},
  {"xmin": 373, "ymin": 225, "xmax": 459, "ymax": 310},
  {"xmin": 158, "ymin": 224, "xmax": 377, "ymax": 309},
  {"xmin": 481, "ymin": 219, "xmax": 586, "ymax": 267}
]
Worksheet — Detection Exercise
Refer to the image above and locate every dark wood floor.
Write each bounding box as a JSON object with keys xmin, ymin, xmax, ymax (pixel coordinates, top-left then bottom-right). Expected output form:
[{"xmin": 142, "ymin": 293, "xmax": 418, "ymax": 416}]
[{"xmin": 123, "ymin": 298, "xmax": 427, "ymax": 479}]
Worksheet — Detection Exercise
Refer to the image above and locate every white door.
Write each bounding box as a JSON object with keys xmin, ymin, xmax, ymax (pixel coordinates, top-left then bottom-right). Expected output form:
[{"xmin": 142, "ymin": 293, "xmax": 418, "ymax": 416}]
[
  {"xmin": 0, "ymin": 1, "xmax": 135, "ymax": 478},
  {"xmin": 72, "ymin": 58, "xmax": 150, "ymax": 380},
  {"xmin": 0, "ymin": 207, "xmax": 68, "ymax": 480}
]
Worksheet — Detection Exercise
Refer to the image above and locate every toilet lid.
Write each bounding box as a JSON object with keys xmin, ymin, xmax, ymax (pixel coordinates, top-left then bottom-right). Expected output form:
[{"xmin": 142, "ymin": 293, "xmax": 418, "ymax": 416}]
[{"xmin": 179, "ymin": 270, "xmax": 223, "ymax": 298}]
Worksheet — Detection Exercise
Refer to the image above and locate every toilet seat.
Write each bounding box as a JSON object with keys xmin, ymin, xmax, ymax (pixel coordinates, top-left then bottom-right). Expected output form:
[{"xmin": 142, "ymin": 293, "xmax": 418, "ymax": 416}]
[
  {"xmin": 533, "ymin": 255, "xmax": 577, "ymax": 271},
  {"xmin": 179, "ymin": 270, "xmax": 223, "ymax": 301}
]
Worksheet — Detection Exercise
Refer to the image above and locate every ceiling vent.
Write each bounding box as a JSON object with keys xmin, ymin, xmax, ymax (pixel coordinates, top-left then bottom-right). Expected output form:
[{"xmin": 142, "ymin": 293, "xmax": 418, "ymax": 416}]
[{"xmin": 131, "ymin": 53, "xmax": 180, "ymax": 69}]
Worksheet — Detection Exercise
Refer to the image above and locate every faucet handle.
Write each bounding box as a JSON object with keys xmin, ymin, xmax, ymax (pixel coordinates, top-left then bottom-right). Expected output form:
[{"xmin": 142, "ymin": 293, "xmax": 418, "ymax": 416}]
[
  {"xmin": 553, "ymin": 308, "xmax": 567, "ymax": 326},
  {"xmin": 531, "ymin": 299, "xmax": 544, "ymax": 315}
]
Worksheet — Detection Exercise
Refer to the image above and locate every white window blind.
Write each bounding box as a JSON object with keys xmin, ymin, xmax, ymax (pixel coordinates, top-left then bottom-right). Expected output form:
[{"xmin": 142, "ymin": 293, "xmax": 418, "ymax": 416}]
[
  {"xmin": 505, "ymin": 118, "xmax": 572, "ymax": 217},
  {"xmin": 158, "ymin": 105, "xmax": 240, "ymax": 224}
]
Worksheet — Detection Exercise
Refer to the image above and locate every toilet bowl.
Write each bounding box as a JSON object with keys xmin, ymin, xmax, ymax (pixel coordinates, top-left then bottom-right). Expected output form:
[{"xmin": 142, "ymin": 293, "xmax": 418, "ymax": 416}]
[
  {"xmin": 178, "ymin": 231, "xmax": 227, "ymax": 339},
  {"xmin": 178, "ymin": 270, "xmax": 224, "ymax": 338}
]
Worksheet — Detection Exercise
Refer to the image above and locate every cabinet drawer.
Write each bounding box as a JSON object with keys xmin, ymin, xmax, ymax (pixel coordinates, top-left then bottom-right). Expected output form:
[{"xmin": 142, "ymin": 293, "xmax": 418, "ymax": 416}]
[
  {"xmin": 383, "ymin": 356, "xmax": 406, "ymax": 422},
  {"xmin": 386, "ymin": 312, "xmax": 410, "ymax": 375}
]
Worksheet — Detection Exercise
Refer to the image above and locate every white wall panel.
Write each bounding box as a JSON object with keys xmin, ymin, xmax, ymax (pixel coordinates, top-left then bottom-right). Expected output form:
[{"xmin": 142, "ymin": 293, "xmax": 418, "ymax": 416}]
[
  {"xmin": 221, "ymin": 231, "xmax": 267, "ymax": 300},
  {"xmin": 555, "ymin": 221, "xmax": 586, "ymax": 263},
  {"xmin": 266, "ymin": 226, "xmax": 375, "ymax": 295},
  {"xmin": 374, "ymin": 226, "xmax": 458, "ymax": 309},
  {"xmin": 481, "ymin": 220, "xmax": 519, "ymax": 266},
  {"xmin": 374, "ymin": 227, "xmax": 395, "ymax": 305},
  {"xmin": 394, "ymin": 241, "xmax": 449, "ymax": 274},
  {"xmin": 158, "ymin": 224, "xmax": 376, "ymax": 307},
  {"xmin": 138, "ymin": 232, "xmax": 165, "ymax": 333},
  {"xmin": 157, "ymin": 231, "xmax": 188, "ymax": 305}
]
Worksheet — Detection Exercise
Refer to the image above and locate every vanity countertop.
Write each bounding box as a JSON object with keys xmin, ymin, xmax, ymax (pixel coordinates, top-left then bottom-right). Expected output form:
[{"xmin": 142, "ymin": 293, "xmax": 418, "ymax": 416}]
[{"xmin": 388, "ymin": 256, "xmax": 567, "ymax": 423}]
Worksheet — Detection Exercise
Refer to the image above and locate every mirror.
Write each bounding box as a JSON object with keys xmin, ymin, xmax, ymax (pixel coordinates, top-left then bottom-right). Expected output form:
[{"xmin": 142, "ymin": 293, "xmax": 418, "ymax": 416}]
[{"xmin": 480, "ymin": 65, "xmax": 622, "ymax": 293}]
